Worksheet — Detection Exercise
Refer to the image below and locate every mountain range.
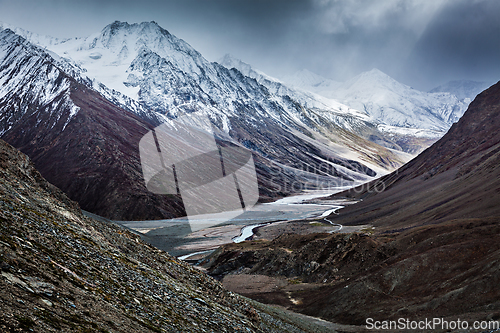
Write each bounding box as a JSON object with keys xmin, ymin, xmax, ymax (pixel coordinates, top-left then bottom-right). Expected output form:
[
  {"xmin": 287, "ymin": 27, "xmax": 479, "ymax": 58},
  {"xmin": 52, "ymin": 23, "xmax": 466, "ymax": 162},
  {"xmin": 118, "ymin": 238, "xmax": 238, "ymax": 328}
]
[
  {"xmin": 0, "ymin": 20, "xmax": 483, "ymax": 222},
  {"xmin": 221, "ymin": 55, "xmax": 484, "ymax": 154},
  {"xmin": 282, "ymin": 67, "xmax": 483, "ymax": 134},
  {"xmin": 0, "ymin": 21, "xmax": 401, "ymax": 221}
]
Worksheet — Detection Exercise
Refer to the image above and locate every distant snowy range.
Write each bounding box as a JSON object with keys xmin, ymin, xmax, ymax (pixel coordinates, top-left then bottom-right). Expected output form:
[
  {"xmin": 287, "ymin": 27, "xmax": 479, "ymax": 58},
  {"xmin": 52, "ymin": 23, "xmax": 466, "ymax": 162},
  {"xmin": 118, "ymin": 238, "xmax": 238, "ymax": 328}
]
[
  {"xmin": 0, "ymin": 20, "xmax": 493, "ymax": 220},
  {"xmin": 222, "ymin": 54, "xmax": 490, "ymax": 138}
]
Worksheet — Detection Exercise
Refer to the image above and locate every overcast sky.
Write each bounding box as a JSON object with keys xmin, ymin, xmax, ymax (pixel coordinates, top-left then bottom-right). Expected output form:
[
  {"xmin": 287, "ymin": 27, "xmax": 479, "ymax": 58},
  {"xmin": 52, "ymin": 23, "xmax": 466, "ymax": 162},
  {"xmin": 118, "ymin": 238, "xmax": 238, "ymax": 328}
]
[{"xmin": 1, "ymin": 0, "xmax": 499, "ymax": 90}]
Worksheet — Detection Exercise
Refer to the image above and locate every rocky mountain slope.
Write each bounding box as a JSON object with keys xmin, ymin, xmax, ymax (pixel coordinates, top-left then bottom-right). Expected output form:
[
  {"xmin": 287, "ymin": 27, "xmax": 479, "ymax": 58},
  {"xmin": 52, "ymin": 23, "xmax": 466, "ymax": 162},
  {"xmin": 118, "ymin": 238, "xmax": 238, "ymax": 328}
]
[
  {"xmin": 333, "ymin": 79, "xmax": 500, "ymax": 230},
  {"xmin": 205, "ymin": 81, "xmax": 500, "ymax": 326},
  {"xmin": 206, "ymin": 218, "xmax": 500, "ymax": 326},
  {"xmin": 0, "ymin": 138, "xmax": 333, "ymax": 333}
]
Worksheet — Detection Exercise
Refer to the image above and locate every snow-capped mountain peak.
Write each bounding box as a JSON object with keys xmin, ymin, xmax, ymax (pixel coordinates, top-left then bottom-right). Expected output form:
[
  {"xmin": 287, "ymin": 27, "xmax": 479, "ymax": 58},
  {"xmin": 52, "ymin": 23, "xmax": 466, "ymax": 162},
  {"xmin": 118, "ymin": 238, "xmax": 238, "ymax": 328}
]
[
  {"xmin": 357, "ymin": 68, "xmax": 389, "ymax": 79},
  {"xmin": 337, "ymin": 69, "xmax": 470, "ymax": 129},
  {"xmin": 341, "ymin": 68, "xmax": 411, "ymax": 94},
  {"xmin": 0, "ymin": 21, "xmax": 64, "ymax": 47},
  {"xmin": 283, "ymin": 67, "xmax": 470, "ymax": 132},
  {"xmin": 89, "ymin": 21, "xmax": 200, "ymax": 59},
  {"xmin": 219, "ymin": 54, "xmax": 252, "ymax": 73},
  {"xmin": 36, "ymin": 21, "xmax": 207, "ymax": 101},
  {"xmin": 217, "ymin": 54, "xmax": 373, "ymax": 122},
  {"xmin": 286, "ymin": 68, "xmax": 336, "ymax": 86},
  {"xmin": 0, "ymin": 29, "xmax": 79, "ymax": 134}
]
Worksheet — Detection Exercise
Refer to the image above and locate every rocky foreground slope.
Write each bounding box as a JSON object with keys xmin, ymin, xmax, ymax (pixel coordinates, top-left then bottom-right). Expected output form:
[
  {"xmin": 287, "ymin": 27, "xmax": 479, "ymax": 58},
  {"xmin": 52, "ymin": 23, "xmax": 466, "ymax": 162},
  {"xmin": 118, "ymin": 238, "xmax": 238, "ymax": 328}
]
[
  {"xmin": 0, "ymin": 138, "xmax": 330, "ymax": 333},
  {"xmin": 205, "ymin": 82, "xmax": 500, "ymax": 326}
]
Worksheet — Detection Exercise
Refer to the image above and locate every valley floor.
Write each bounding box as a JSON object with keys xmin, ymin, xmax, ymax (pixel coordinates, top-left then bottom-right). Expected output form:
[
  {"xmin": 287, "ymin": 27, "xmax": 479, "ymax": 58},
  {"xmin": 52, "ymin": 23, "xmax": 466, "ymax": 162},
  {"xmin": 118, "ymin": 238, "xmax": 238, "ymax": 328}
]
[{"xmin": 112, "ymin": 190, "xmax": 362, "ymax": 257}]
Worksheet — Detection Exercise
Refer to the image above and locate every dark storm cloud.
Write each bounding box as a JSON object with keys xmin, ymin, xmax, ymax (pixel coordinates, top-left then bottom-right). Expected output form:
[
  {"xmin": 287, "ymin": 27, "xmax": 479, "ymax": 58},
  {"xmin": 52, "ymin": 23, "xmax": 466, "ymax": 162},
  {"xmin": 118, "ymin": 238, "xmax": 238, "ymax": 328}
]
[
  {"xmin": 404, "ymin": 0, "xmax": 500, "ymax": 90},
  {"xmin": 163, "ymin": 0, "xmax": 446, "ymax": 83},
  {"xmin": 0, "ymin": 0, "xmax": 499, "ymax": 89}
]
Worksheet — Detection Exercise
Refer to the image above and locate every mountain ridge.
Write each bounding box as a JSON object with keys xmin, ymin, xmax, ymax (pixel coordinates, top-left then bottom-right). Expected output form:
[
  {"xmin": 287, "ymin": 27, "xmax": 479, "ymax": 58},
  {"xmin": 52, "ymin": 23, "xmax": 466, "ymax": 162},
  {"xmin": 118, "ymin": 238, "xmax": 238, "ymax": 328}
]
[
  {"xmin": 219, "ymin": 55, "xmax": 447, "ymax": 154},
  {"xmin": 0, "ymin": 28, "xmax": 188, "ymax": 221},
  {"xmin": 32, "ymin": 21, "xmax": 422, "ymax": 158},
  {"xmin": 429, "ymin": 79, "xmax": 492, "ymax": 100}
]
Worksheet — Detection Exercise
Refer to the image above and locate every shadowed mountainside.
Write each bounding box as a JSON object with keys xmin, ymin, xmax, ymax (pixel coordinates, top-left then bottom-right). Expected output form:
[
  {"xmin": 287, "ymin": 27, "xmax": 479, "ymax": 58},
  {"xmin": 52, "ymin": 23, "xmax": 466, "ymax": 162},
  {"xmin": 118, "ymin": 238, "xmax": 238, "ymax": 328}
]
[{"xmin": 330, "ymin": 80, "xmax": 500, "ymax": 231}]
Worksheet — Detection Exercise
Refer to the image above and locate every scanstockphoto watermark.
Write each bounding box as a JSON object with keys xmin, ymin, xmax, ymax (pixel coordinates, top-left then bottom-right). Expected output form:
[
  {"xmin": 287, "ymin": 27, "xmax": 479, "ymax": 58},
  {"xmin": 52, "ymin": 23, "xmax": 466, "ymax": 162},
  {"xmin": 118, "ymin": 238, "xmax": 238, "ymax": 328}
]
[
  {"xmin": 267, "ymin": 160, "xmax": 393, "ymax": 194},
  {"xmin": 366, "ymin": 317, "xmax": 500, "ymax": 331}
]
